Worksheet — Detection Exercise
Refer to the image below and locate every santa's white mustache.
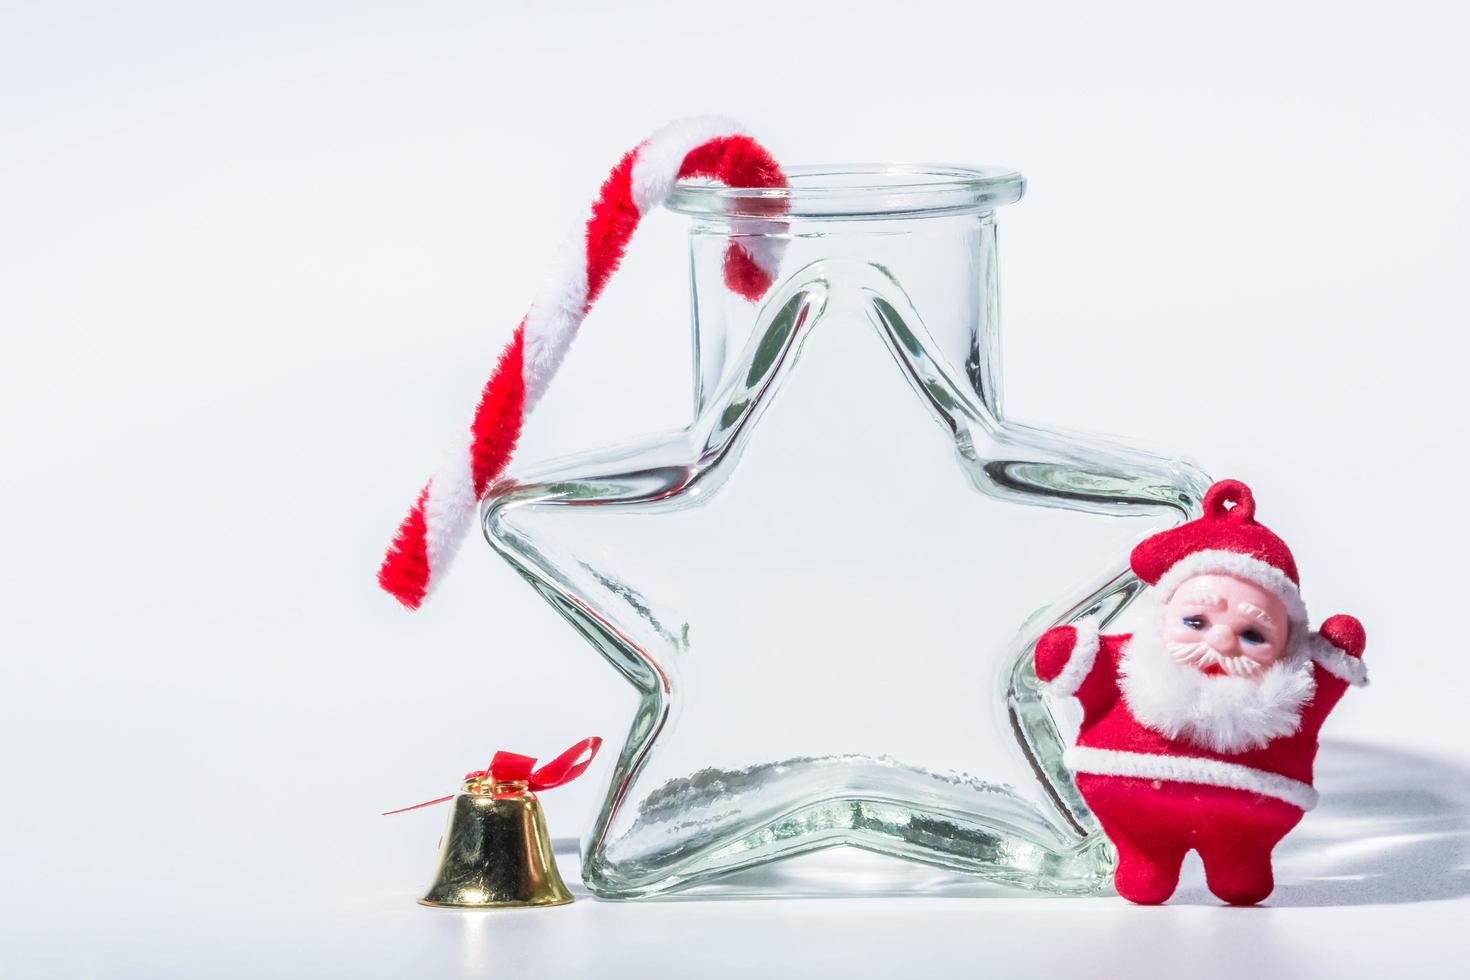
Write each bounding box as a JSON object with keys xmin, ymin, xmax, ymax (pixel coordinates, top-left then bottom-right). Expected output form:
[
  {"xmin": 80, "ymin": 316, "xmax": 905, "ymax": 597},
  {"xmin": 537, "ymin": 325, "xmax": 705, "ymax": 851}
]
[{"xmin": 1166, "ymin": 640, "xmax": 1265, "ymax": 678}]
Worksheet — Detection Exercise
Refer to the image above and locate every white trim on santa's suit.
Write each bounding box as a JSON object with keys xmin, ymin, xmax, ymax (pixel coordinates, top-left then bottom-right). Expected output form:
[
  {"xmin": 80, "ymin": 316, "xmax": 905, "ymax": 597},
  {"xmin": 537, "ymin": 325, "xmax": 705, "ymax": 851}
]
[{"xmin": 1060, "ymin": 744, "xmax": 1322, "ymax": 811}]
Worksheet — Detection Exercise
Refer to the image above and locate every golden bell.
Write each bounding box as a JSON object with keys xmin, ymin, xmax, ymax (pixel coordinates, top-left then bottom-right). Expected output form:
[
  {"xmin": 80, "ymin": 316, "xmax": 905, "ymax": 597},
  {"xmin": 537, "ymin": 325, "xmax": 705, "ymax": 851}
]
[{"xmin": 418, "ymin": 777, "xmax": 574, "ymax": 909}]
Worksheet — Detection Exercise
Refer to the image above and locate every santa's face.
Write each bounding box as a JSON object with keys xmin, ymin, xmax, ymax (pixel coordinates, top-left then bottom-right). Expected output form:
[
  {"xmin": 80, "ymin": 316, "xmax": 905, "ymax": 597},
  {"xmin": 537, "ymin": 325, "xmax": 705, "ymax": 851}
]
[
  {"xmin": 1159, "ymin": 574, "xmax": 1289, "ymax": 680},
  {"xmin": 1119, "ymin": 580, "xmax": 1314, "ymax": 753}
]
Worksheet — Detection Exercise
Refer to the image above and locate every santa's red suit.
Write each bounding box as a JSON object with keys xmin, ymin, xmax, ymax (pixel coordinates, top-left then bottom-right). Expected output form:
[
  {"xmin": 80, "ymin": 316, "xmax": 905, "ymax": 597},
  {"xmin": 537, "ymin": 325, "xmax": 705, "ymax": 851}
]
[{"xmin": 1035, "ymin": 479, "xmax": 1367, "ymax": 906}]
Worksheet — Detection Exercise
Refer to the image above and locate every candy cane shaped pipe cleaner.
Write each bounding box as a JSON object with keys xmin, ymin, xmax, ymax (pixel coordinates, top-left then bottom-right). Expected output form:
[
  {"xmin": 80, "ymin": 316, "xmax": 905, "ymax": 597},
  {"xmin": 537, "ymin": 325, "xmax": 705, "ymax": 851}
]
[{"xmin": 378, "ymin": 117, "xmax": 787, "ymax": 609}]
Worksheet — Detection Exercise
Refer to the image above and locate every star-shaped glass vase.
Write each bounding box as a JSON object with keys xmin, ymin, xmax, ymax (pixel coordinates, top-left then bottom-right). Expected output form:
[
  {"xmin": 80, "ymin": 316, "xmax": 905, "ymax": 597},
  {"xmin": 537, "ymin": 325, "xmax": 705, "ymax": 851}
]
[{"xmin": 483, "ymin": 166, "xmax": 1209, "ymax": 899}]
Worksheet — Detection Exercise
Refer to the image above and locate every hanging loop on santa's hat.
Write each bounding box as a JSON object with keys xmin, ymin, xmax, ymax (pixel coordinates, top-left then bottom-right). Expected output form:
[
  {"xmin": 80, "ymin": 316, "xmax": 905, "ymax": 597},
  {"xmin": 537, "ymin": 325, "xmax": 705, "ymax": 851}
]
[
  {"xmin": 1130, "ymin": 478, "xmax": 1308, "ymax": 628},
  {"xmin": 377, "ymin": 117, "xmax": 788, "ymax": 610},
  {"xmin": 1203, "ymin": 478, "xmax": 1255, "ymax": 522}
]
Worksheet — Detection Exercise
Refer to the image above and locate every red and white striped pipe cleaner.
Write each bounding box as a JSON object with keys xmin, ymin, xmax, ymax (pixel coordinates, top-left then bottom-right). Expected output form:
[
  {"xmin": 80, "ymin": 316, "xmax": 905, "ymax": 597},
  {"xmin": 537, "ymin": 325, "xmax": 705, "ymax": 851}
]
[{"xmin": 379, "ymin": 117, "xmax": 787, "ymax": 609}]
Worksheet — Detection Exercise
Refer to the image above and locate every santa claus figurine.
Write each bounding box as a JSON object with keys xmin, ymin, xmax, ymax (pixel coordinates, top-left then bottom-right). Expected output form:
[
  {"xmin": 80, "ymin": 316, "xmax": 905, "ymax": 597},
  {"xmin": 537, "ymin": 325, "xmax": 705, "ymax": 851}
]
[{"xmin": 1035, "ymin": 478, "xmax": 1367, "ymax": 905}]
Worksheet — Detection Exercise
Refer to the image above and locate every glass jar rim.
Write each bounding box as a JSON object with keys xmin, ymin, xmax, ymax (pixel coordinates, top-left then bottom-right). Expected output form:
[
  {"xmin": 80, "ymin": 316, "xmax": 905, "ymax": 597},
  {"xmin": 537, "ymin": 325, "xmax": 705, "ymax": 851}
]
[{"xmin": 664, "ymin": 164, "xmax": 1024, "ymax": 220}]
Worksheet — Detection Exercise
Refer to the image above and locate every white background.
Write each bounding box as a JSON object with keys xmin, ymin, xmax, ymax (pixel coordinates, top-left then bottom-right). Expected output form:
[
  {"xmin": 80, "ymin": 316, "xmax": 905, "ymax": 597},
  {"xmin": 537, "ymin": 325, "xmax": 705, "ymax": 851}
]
[{"xmin": 3, "ymin": 1, "xmax": 1469, "ymax": 977}]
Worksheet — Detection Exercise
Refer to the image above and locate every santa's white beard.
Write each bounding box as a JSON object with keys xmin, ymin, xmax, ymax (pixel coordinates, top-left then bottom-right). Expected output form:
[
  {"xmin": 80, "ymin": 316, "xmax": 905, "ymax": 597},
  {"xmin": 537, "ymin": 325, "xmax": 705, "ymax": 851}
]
[{"xmin": 1118, "ymin": 613, "xmax": 1316, "ymax": 754}]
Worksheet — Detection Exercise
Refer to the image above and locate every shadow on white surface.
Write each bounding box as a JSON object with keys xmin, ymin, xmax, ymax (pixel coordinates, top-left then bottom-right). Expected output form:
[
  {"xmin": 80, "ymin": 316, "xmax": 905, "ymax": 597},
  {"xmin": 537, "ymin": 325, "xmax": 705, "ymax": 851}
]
[
  {"xmin": 1186, "ymin": 739, "xmax": 1470, "ymax": 907},
  {"xmin": 554, "ymin": 739, "xmax": 1470, "ymax": 907}
]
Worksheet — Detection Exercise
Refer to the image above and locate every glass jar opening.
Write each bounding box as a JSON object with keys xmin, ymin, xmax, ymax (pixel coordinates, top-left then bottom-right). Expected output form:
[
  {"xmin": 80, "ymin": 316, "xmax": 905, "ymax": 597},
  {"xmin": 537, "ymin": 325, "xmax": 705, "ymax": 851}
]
[{"xmin": 664, "ymin": 164, "xmax": 1024, "ymax": 220}]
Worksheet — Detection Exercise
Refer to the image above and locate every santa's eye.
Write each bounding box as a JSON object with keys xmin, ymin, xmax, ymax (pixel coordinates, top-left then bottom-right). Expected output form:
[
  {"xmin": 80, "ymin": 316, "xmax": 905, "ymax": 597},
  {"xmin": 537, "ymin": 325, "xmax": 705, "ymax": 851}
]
[
  {"xmin": 1241, "ymin": 628, "xmax": 1267, "ymax": 645},
  {"xmin": 1182, "ymin": 615, "xmax": 1206, "ymax": 630}
]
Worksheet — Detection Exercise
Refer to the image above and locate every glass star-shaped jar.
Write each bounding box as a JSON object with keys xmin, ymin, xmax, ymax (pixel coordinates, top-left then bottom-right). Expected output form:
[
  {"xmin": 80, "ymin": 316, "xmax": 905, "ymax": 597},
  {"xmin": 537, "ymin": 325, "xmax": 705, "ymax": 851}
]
[{"xmin": 483, "ymin": 166, "xmax": 1209, "ymax": 899}]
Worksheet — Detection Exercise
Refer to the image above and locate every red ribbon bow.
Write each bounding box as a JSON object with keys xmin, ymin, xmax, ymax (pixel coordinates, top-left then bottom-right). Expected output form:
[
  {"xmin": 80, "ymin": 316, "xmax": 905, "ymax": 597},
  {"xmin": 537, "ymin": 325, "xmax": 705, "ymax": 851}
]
[{"xmin": 382, "ymin": 736, "xmax": 602, "ymax": 816}]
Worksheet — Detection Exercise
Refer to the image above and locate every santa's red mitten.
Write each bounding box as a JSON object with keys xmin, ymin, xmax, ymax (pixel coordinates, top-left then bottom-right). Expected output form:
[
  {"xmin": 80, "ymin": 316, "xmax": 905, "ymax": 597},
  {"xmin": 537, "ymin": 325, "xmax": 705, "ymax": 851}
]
[
  {"xmin": 1309, "ymin": 614, "xmax": 1368, "ymax": 688},
  {"xmin": 1035, "ymin": 625, "xmax": 1080, "ymax": 683},
  {"xmin": 1033, "ymin": 619, "xmax": 1103, "ymax": 698},
  {"xmin": 1319, "ymin": 614, "xmax": 1366, "ymax": 659}
]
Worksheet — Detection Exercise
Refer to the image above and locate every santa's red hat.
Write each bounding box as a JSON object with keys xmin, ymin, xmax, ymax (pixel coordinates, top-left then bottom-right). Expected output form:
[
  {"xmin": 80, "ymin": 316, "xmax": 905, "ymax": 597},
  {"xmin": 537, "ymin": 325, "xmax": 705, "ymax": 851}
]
[{"xmin": 1130, "ymin": 479, "xmax": 1308, "ymax": 630}]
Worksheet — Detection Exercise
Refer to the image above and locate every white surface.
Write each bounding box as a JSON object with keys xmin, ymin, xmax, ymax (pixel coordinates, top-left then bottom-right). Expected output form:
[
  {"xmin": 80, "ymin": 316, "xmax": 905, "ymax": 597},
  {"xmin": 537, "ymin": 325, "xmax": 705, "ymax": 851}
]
[{"xmin": 3, "ymin": 2, "xmax": 1470, "ymax": 977}]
